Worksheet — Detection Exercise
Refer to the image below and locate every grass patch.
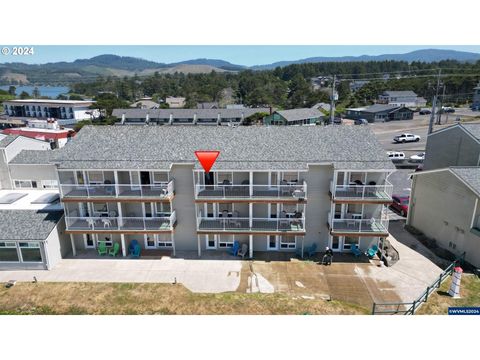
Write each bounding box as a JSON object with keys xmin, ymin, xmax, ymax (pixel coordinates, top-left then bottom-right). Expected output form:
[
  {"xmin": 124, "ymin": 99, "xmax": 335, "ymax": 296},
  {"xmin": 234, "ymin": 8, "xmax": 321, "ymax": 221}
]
[
  {"xmin": 417, "ymin": 274, "xmax": 480, "ymax": 315},
  {"xmin": 0, "ymin": 282, "xmax": 368, "ymax": 315}
]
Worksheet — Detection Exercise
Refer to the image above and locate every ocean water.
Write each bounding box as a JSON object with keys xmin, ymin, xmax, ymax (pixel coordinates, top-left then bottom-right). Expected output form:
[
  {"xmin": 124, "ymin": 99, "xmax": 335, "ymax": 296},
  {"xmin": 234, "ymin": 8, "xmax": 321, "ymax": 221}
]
[{"xmin": 0, "ymin": 85, "xmax": 70, "ymax": 98}]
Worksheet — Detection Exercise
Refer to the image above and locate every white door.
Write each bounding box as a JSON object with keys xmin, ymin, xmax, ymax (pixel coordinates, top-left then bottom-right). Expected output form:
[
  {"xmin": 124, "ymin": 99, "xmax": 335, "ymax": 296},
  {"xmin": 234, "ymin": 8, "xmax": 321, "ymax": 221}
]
[
  {"xmin": 84, "ymin": 234, "xmax": 95, "ymax": 249},
  {"xmin": 267, "ymin": 235, "xmax": 278, "ymax": 250},
  {"xmin": 330, "ymin": 235, "xmax": 341, "ymax": 252},
  {"xmin": 144, "ymin": 234, "xmax": 156, "ymax": 249}
]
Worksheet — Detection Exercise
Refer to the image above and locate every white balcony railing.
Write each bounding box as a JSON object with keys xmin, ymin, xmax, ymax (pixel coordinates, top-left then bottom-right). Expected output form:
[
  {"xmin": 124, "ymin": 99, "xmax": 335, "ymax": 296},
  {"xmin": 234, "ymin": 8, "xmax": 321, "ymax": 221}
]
[
  {"xmin": 195, "ymin": 182, "xmax": 307, "ymax": 200},
  {"xmin": 65, "ymin": 211, "xmax": 176, "ymax": 231},
  {"xmin": 329, "ymin": 180, "xmax": 393, "ymax": 201},
  {"xmin": 197, "ymin": 216, "xmax": 305, "ymax": 232},
  {"xmin": 60, "ymin": 180, "xmax": 174, "ymax": 199},
  {"xmin": 327, "ymin": 211, "xmax": 388, "ymax": 234}
]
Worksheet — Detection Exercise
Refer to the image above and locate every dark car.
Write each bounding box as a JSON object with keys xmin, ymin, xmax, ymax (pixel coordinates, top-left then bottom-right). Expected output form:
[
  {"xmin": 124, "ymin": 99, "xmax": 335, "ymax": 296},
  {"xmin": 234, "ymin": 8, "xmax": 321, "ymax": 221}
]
[
  {"xmin": 390, "ymin": 195, "xmax": 410, "ymax": 217},
  {"xmin": 419, "ymin": 109, "xmax": 431, "ymax": 115},
  {"xmin": 354, "ymin": 118, "xmax": 368, "ymax": 125}
]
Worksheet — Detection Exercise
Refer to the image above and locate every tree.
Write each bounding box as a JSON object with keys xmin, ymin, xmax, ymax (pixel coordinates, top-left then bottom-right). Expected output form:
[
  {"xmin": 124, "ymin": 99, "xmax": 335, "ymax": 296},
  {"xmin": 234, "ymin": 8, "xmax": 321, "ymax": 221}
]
[
  {"xmin": 8, "ymin": 86, "xmax": 16, "ymax": 96},
  {"xmin": 56, "ymin": 94, "xmax": 68, "ymax": 100},
  {"xmin": 92, "ymin": 93, "xmax": 130, "ymax": 117},
  {"xmin": 69, "ymin": 94, "xmax": 84, "ymax": 100},
  {"xmin": 19, "ymin": 91, "xmax": 30, "ymax": 99}
]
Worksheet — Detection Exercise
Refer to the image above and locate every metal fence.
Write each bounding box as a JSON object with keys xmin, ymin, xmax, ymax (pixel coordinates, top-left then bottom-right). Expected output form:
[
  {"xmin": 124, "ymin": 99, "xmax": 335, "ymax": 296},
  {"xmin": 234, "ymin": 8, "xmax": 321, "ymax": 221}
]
[{"xmin": 371, "ymin": 252, "xmax": 465, "ymax": 315}]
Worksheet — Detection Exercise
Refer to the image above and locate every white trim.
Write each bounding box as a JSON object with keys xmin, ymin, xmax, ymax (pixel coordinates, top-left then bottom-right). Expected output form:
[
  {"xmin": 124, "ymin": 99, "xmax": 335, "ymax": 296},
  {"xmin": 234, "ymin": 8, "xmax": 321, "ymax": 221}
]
[
  {"xmin": 427, "ymin": 123, "xmax": 480, "ymax": 144},
  {"xmin": 267, "ymin": 235, "xmax": 279, "ymax": 250},
  {"xmin": 471, "ymin": 198, "xmax": 479, "ymax": 229}
]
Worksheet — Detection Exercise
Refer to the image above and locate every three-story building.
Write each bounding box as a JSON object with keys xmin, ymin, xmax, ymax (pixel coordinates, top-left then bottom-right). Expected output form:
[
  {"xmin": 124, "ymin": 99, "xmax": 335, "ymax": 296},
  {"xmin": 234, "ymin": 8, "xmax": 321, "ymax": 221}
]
[{"xmin": 53, "ymin": 125, "xmax": 394, "ymax": 258}]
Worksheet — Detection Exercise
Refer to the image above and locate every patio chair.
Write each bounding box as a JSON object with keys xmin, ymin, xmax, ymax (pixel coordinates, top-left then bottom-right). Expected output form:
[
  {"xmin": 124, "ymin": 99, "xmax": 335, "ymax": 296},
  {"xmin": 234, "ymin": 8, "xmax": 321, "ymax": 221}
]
[
  {"xmin": 228, "ymin": 240, "xmax": 240, "ymax": 256},
  {"xmin": 130, "ymin": 244, "xmax": 141, "ymax": 258},
  {"xmin": 86, "ymin": 218, "xmax": 96, "ymax": 229},
  {"xmin": 237, "ymin": 244, "xmax": 248, "ymax": 259},
  {"xmin": 128, "ymin": 239, "xmax": 139, "ymax": 255},
  {"xmin": 97, "ymin": 242, "xmax": 108, "ymax": 256},
  {"xmin": 108, "ymin": 210, "xmax": 117, "ymax": 217},
  {"xmin": 102, "ymin": 218, "xmax": 112, "ymax": 228},
  {"xmin": 297, "ymin": 243, "xmax": 317, "ymax": 258},
  {"xmin": 350, "ymin": 244, "xmax": 362, "ymax": 257},
  {"xmin": 365, "ymin": 244, "xmax": 378, "ymax": 259},
  {"xmin": 109, "ymin": 242, "xmax": 120, "ymax": 257}
]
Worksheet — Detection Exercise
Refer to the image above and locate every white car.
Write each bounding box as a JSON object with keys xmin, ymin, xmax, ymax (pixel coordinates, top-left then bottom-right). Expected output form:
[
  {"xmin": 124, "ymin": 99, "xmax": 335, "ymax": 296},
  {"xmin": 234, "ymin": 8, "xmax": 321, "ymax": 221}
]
[
  {"xmin": 410, "ymin": 152, "xmax": 425, "ymax": 161},
  {"xmin": 387, "ymin": 151, "xmax": 405, "ymax": 160},
  {"xmin": 393, "ymin": 133, "xmax": 421, "ymax": 143}
]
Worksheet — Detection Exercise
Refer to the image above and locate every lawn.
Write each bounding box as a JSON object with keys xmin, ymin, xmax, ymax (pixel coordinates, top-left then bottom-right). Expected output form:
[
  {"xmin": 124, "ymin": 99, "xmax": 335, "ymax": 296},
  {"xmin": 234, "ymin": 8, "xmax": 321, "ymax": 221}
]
[
  {"xmin": 417, "ymin": 274, "xmax": 480, "ymax": 315},
  {"xmin": 0, "ymin": 282, "xmax": 368, "ymax": 315}
]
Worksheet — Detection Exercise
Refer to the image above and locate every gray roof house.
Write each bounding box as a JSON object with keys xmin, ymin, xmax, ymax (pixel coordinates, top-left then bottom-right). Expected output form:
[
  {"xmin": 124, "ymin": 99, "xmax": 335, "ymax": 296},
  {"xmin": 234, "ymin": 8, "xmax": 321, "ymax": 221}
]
[
  {"xmin": 378, "ymin": 91, "xmax": 420, "ymax": 107},
  {"xmin": 263, "ymin": 108, "xmax": 323, "ymax": 126},
  {"xmin": 53, "ymin": 125, "xmax": 394, "ymax": 260},
  {"xmin": 112, "ymin": 108, "xmax": 271, "ymax": 126},
  {"xmin": 345, "ymin": 104, "xmax": 414, "ymax": 122}
]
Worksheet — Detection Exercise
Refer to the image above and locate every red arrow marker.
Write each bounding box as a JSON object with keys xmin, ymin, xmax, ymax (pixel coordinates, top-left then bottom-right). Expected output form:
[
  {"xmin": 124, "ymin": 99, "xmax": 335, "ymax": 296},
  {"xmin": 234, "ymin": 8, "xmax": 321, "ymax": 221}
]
[{"xmin": 195, "ymin": 151, "xmax": 220, "ymax": 173}]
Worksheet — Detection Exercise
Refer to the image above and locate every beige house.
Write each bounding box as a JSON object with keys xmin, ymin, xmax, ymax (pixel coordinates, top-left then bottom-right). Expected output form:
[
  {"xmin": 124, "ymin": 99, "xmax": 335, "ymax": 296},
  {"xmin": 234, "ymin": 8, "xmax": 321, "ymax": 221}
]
[
  {"xmin": 408, "ymin": 167, "xmax": 480, "ymax": 267},
  {"xmin": 165, "ymin": 96, "xmax": 186, "ymax": 108}
]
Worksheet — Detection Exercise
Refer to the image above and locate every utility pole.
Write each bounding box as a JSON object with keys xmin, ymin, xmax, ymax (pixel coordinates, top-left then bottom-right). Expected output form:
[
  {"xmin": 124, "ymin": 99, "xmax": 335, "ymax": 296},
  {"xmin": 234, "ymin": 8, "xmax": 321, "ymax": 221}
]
[
  {"xmin": 329, "ymin": 75, "xmax": 336, "ymax": 125},
  {"xmin": 428, "ymin": 69, "xmax": 441, "ymax": 134},
  {"xmin": 436, "ymin": 84, "xmax": 446, "ymax": 125}
]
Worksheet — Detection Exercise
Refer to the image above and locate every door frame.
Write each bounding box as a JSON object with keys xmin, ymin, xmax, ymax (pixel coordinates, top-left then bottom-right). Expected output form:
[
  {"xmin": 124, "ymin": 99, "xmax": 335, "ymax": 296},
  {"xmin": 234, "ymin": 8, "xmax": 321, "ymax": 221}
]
[
  {"xmin": 205, "ymin": 234, "xmax": 217, "ymax": 249},
  {"xmin": 267, "ymin": 235, "xmax": 279, "ymax": 250}
]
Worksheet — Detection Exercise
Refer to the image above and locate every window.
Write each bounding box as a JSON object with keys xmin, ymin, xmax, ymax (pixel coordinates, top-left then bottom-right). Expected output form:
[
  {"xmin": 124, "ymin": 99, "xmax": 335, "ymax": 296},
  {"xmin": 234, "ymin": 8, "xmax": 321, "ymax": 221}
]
[
  {"xmin": 267, "ymin": 235, "xmax": 278, "ymax": 250},
  {"xmin": 280, "ymin": 236, "xmax": 296, "ymax": 249},
  {"xmin": 206, "ymin": 235, "xmax": 217, "ymax": 249},
  {"xmin": 218, "ymin": 235, "xmax": 234, "ymax": 248},
  {"xmin": 14, "ymin": 180, "xmax": 37, "ymax": 189},
  {"xmin": 97, "ymin": 235, "xmax": 113, "ymax": 247},
  {"xmin": 88, "ymin": 171, "xmax": 104, "ymax": 184},
  {"xmin": 157, "ymin": 240, "xmax": 173, "ymax": 248},
  {"xmin": 0, "ymin": 242, "xmax": 19, "ymax": 262},
  {"xmin": 19, "ymin": 242, "xmax": 42, "ymax": 263},
  {"xmin": 93, "ymin": 203, "xmax": 108, "ymax": 216},
  {"xmin": 42, "ymin": 180, "xmax": 58, "ymax": 189},
  {"xmin": 343, "ymin": 236, "xmax": 359, "ymax": 250}
]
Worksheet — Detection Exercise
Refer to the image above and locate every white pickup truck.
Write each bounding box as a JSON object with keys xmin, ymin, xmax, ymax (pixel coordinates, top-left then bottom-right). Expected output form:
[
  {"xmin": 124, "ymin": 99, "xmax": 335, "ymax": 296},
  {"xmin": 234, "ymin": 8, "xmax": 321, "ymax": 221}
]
[{"xmin": 393, "ymin": 133, "xmax": 421, "ymax": 143}]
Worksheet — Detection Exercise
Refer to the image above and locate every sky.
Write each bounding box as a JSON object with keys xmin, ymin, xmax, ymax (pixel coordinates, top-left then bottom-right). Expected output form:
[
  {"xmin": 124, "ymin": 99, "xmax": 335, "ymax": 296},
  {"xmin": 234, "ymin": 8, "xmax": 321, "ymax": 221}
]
[{"xmin": 1, "ymin": 45, "xmax": 480, "ymax": 66}]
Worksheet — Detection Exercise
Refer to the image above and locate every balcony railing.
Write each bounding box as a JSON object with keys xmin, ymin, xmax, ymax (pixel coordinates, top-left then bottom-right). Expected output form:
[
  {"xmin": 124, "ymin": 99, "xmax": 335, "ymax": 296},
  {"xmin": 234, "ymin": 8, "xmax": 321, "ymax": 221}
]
[
  {"xmin": 60, "ymin": 180, "xmax": 174, "ymax": 199},
  {"xmin": 329, "ymin": 180, "xmax": 392, "ymax": 201},
  {"xmin": 328, "ymin": 211, "xmax": 388, "ymax": 234},
  {"xmin": 65, "ymin": 211, "xmax": 176, "ymax": 231},
  {"xmin": 197, "ymin": 216, "xmax": 305, "ymax": 232},
  {"xmin": 195, "ymin": 182, "xmax": 307, "ymax": 200}
]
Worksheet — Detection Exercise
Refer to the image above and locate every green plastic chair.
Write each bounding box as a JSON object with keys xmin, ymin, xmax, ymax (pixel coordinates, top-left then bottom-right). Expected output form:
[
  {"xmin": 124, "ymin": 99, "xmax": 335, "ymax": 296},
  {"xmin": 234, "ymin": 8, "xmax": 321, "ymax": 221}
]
[
  {"xmin": 97, "ymin": 242, "xmax": 108, "ymax": 256},
  {"xmin": 109, "ymin": 242, "xmax": 120, "ymax": 257}
]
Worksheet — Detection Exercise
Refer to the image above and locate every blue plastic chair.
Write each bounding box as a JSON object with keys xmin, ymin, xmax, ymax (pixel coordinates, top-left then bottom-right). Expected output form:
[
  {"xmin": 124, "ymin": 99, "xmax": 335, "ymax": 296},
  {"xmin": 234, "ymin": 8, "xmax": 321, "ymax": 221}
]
[
  {"xmin": 129, "ymin": 239, "xmax": 139, "ymax": 255},
  {"xmin": 365, "ymin": 244, "xmax": 378, "ymax": 258},
  {"xmin": 296, "ymin": 243, "xmax": 318, "ymax": 258},
  {"xmin": 228, "ymin": 240, "xmax": 240, "ymax": 256},
  {"xmin": 130, "ymin": 244, "xmax": 141, "ymax": 258},
  {"xmin": 350, "ymin": 244, "xmax": 362, "ymax": 257}
]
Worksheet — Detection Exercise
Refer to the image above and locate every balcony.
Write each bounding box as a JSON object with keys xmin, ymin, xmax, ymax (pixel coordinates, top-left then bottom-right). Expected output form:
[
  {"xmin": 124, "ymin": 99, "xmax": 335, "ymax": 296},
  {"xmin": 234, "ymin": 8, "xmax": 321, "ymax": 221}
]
[
  {"xmin": 197, "ymin": 216, "xmax": 305, "ymax": 233},
  {"xmin": 195, "ymin": 182, "xmax": 307, "ymax": 201},
  {"xmin": 329, "ymin": 180, "xmax": 392, "ymax": 202},
  {"xmin": 65, "ymin": 212, "xmax": 176, "ymax": 232},
  {"xmin": 328, "ymin": 212, "xmax": 388, "ymax": 235},
  {"xmin": 60, "ymin": 180, "xmax": 174, "ymax": 200}
]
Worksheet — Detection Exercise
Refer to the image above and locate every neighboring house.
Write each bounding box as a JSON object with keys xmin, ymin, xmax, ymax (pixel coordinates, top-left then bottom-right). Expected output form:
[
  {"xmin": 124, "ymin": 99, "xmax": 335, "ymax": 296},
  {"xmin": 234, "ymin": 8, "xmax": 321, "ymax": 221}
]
[
  {"xmin": 349, "ymin": 80, "xmax": 370, "ymax": 93},
  {"xmin": 0, "ymin": 203, "xmax": 67, "ymax": 270},
  {"xmin": 378, "ymin": 91, "xmax": 423, "ymax": 107},
  {"xmin": 407, "ymin": 123, "xmax": 480, "ymax": 267},
  {"xmin": 263, "ymin": 108, "xmax": 323, "ymax": 125},
  {"xmin": 0, "ymin": 135, "xmax": 51, "ymax": 189},
  {"xmin": 311, "ymin": 102, "xmax": 331, "ymax": 113},
  {"xmin": 165, "ymin": 97, "xmax": 186, "ymax": 108},
  {"xmin": 416, "ymin": 97, "xmax": 428, "ymax": 108},
  {"xmin": 8, "ymin": 150, "xmax": 59, "ymax": 190},
  {"xmin": 130, "ymin": 98, "xmax": 160, "ymax": 109},
  {"xmin": 473, "ymin": 82, "xmax": 480, "ymax": 110},
  {"xmin": 2, "ymin": 99, "xmax": 100, "ymax": 125},
  {"xmin": 345, "ymin": 104, "xmax": 414, "ymax": 122},
  {"xmin": 408, "ymin": 167, "xmax": 480, "ymax": 267},
  {"xmin": 423, "ymin": 123, "xmax": 480, "ymax": 170},
  {"xmin": 52, "ymin": 125, "xmax": 394, "ymax": 259},
  {"xmin": 2, "ymin": 119, "xmax": 75, "ymax": 149},
  {"xmin": 112, "ymin": 108, "xmax": 271, "ymax": 126},
  {"xmin": 197, "ymin": 102, "xmax": 219, "ymax": 109}
]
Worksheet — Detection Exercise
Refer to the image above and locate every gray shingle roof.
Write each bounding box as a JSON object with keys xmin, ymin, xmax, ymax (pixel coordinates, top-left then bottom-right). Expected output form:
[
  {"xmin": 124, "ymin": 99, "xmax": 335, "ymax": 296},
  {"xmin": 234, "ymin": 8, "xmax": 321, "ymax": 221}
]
[
  {"xmin": 53, "ymin": 125, "xmax": 394, "ymax": 171},
  {"xmin": 461, "ymin": 123, "xmax": 480, "ymax": 141},
  {"xmin": 450, "ymin": 167, "xmax": 480, "ymax": 196},
  {"xmin": 382, "ymin": 91, "xmax": 418, "ymax": 97},
  {"xmin": 0, "ymin": 134, "xmax": 18, "ymax": 148},
  {"xmin": 0, "ymin": 210, "xmax": 63, "ymax": 241},
  {"xmin": 10, "ymin": 150, "xmax": 56, "ymax": 165},
  {"xmin": 275, "ymin": 108, "xmax": 323, "ymax": 122},
  {"xmin": 112, "ymin": 108, "xmax": 271, "ymax": 120}
]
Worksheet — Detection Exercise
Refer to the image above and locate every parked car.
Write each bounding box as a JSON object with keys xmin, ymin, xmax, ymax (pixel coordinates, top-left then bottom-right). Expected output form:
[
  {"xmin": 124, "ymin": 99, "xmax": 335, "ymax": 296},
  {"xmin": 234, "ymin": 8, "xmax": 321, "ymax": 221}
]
[
  {"xmin": 390, "ymin": 195, "xmax": 410, "ymax": 217},
  {"xmin": 440, "ymin": 106, "xmax": 455, "ymax": 113},
  {"xmin": 387, "ymin": 151, "xmax": 405, "ymax": 160},
  {"xmin": 393, "ymin": 133, "xmax": 420, "ymax": 143},
  {"xmin": 409, "ymin": 152, "xmax": 425, "ymax": 162},
  {"xmin": 354, "ymin": 118, "xmax": 368, "ymax": 125},
  {"xmin": 419, "ymin": 109, "xmax": 431, "ymax": 115}
]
